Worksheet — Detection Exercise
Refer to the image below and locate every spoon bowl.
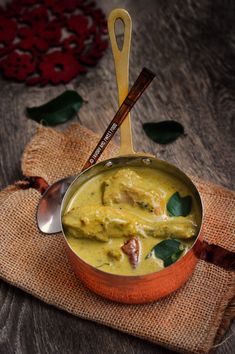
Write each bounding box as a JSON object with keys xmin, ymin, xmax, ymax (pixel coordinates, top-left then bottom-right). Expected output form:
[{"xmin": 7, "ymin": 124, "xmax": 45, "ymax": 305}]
[{"xmin": 37, "ymin": 176, "xmax": 75, "ymax": 234}]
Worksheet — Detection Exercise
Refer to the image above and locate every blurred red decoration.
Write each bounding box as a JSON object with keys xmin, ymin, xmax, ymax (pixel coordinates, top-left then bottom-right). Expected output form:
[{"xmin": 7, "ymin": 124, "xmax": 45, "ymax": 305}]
[{"xmin": 0, "ymin": 0, "xmax": 108, "ymax": 85}]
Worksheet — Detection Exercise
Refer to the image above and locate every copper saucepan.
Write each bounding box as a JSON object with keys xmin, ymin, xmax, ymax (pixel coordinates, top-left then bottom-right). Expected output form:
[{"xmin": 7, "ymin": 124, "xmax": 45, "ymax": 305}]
[{"xmin": 60, "ymin": 8, "xmax": 204, "ymax": 304}]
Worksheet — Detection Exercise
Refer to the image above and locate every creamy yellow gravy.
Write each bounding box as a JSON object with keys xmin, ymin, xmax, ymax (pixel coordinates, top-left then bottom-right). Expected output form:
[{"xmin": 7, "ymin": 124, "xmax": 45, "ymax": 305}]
[{"xmin": 63, "ymin": 167, "xmax": 201, "ymax": 276}]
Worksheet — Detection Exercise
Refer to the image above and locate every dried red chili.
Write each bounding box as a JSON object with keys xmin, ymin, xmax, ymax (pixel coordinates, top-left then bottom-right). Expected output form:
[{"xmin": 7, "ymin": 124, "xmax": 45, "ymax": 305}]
[
  {"xmin": 121, "ymin": 237, "xmax": 140, "ymax": 269},
  {"xmin": 39, "ymin": 51, "xmax": 86, "ymax": 85}
]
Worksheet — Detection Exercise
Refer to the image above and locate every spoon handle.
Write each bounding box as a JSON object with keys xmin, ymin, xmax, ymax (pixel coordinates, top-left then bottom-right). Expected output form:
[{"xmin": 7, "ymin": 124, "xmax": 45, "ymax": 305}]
[
  {"xmin": 108, "ymin": 8, "xmax": 133, "ymax": 155},
  {"xmin": 82, "ymin": 67, "xmax": 155, "ymax": 171}
]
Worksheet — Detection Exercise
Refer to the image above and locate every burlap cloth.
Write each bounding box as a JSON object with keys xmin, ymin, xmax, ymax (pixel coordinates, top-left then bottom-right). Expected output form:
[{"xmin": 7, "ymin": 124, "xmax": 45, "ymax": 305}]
[{"xmin": 0, "ymin": 124, "xmax": 234, "ymax": 354}]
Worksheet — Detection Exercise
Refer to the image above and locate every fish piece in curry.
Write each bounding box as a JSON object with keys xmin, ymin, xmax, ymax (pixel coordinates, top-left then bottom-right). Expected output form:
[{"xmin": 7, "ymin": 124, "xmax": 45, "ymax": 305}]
[
  {"xmin": 102, "ymin": 169, "xmax": 164, "ymax": 214},
  {"xmin": 63, "ymin": 204, "xmax": 197, "ymax": 241}
]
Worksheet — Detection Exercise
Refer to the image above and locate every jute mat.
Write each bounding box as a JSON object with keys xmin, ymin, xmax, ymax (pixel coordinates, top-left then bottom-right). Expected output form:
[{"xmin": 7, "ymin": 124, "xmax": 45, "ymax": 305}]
[{"xmin": 0, "ymin": 124, "xmax": 234, "ymax": 354}]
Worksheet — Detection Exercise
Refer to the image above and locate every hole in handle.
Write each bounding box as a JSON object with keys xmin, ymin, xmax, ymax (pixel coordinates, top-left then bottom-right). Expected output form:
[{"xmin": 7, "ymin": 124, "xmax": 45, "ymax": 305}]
[{"xmin": 115, "ymin": 18, "xmax": 125, "ymax": 51}]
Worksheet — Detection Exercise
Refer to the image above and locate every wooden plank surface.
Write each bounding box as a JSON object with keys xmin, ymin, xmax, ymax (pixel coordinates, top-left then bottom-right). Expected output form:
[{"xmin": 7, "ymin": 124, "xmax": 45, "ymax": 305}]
[{"xmin": 0, "ymin": 0, "xmax": 234, "ymax": 353}]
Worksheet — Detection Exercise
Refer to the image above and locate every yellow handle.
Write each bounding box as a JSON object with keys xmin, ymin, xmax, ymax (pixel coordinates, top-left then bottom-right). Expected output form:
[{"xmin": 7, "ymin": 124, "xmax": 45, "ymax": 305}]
[{"xmin": 108, "ymin": 8, "xmax": 134, "ymax": 155}]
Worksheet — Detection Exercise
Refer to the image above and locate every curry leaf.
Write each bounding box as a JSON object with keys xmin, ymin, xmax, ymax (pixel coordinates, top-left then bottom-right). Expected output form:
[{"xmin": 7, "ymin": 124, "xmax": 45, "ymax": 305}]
[
  {"xmin": 26, "ymin": 90, "xmax": 84, "ymax": 126},
  {"xmin": 147, "ymin": 239, "xmax": 185, "ymax": 267},
  {"xmin": 167, "ymin": 192, "xmax": 192, "ymax": 217},
  {"xmin": 143, "ymin": 121, "xmax": 184, "ymax": 144}
]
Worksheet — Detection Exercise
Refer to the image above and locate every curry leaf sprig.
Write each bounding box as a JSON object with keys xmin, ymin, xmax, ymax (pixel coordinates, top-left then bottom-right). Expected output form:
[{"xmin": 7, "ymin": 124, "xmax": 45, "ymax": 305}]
[
  {"xmin": 167, "ymin": 192, "xmax": 192, "ymax": 217},
  {"xmin": 26, "ymin": 90, "xmax": 84, "ymax": 126},
  {"xmin": 146, "ymin": 239, "xmax": 185, "ymax": 267},
  {"xmin": 143, "ymin": 120, "xmax": 184, "ymax": 144}
]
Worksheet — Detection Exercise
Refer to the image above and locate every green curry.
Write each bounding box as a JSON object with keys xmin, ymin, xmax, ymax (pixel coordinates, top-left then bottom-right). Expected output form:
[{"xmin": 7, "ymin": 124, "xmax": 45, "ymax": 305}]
[{"xmin": 62, "ymin": 167, "xmax": 200, "ymax": 275}]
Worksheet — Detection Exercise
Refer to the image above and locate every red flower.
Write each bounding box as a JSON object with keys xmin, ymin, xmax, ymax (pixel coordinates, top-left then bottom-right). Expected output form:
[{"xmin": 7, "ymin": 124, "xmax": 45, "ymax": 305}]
[
  {"xmin": 18, "ymin": 0, "xmax": 36, "ymax": 5},
  {"xmin": 67, "ymin": 15, "xmax": 89, "ymax": 37},
  {"xmin": 21, "ymin": 6, "xmax": 48, "ymax": 25},
  {"xmin": 1, "ymin": 0, "xmax": 22, "ymax": 17},
  {"xmin": 0, "ymin": 51, "xmax": 35, "ymax": 81},
  {"xmin": 39, "ymin": 51, "xmax": 86, "ymax": 84},
  {"xmin": 18, "ymin": 21, "xmax": 61, "ymax": 52},
  {"xmin": 80, "ymin": 34, "xmax": 108, "ymax": 65},
  {"xmin": 91, "ymin": 8, "xmax": 107, "ymax": 32},
  {"xmin": 62, "ymin": 35, "xmax": 84, "ymax": 54},
  {"xmin": 44, "ymin": 0, "xmax": 83, "ymax": 14},
  {"xmin": 0, "ymin": 17, "xmax": 17, "ymax": 44}
]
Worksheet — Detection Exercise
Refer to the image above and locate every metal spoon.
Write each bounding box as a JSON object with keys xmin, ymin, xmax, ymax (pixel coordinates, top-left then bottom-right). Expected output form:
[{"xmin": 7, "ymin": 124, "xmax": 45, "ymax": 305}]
[{"xmin": 37, "ymin": 68, "xmax": 155, "ymax": 234}]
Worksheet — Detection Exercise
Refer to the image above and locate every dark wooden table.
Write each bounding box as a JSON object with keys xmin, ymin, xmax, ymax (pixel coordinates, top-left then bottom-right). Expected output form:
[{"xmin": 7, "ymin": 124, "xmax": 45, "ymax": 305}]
[{"xmin": 0, "ymin": 0, "xmax": 234, "ymax": 353}]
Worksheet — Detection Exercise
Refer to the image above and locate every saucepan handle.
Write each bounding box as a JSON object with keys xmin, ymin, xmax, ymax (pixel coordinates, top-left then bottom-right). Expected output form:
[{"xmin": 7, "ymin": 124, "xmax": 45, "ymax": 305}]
[{"xmin": 108, "ymin": 8, "xmax": 135, "ymax": 155}]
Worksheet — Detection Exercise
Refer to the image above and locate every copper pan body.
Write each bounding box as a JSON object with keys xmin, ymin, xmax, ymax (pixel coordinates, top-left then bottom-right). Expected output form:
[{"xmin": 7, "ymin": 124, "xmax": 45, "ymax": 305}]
[{"xmin": 60, "ymin": 155, "xmax": 204, "ymax": 304}]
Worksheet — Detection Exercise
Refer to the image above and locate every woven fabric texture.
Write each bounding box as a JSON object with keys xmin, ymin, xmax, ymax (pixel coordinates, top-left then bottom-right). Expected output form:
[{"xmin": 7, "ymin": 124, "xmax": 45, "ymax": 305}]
[{"xmin": 0, "ymin": 124, "xmax": 234, "ymax": 354}]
